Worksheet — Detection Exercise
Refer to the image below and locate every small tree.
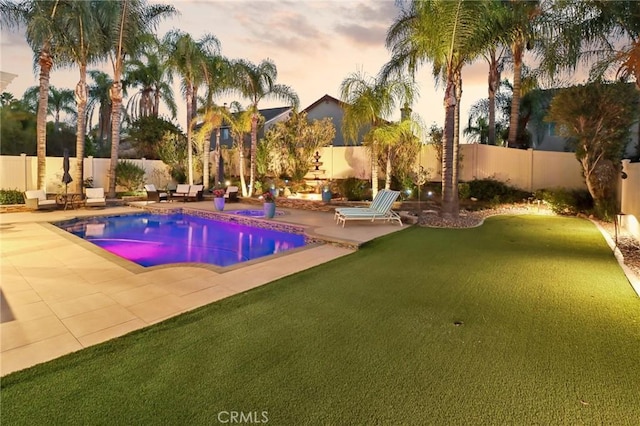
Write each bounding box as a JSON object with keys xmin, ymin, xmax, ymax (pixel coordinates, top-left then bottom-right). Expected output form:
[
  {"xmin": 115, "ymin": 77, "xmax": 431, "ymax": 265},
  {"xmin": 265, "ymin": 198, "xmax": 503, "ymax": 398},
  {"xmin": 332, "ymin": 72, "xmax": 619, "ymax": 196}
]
[
  {"xmin": 262, "ymin": 111, "xmax": 335, "ymax": 183},
  {"xmin": 115, "ymin": 160, "xmax": 145, "ymax": 192},
  {"xmin": 547, "ymin": 82, "xmax": 638, "ymax": 218}
]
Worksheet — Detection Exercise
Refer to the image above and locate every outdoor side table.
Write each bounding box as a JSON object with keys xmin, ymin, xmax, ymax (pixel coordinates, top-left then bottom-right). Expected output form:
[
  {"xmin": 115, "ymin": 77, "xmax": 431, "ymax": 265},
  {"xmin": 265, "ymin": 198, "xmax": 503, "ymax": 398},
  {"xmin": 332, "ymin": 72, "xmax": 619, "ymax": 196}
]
[{"xmin": 56, "ymin": 193, "xmax": 83, "ymax": 210}]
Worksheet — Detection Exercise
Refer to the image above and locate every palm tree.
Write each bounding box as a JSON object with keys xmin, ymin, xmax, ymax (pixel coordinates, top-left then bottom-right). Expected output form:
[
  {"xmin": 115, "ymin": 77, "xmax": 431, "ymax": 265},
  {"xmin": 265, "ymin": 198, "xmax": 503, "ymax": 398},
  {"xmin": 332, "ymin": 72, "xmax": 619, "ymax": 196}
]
[
  {"xmin": 198, "ymin": 54, "xmax": 234, "ymax": 189},
  {"xmin": 384, "ymin": 0, "xmax": 489, "ymax": 216},
  {"xmin": 1, "ymin": 0, "xmax": 63, "ymax": 190},
  {"xmin": 191, "ymin": 105, "xmax": 225, "ymax": 189},
  {"xmin": 369, "ymin": 116, "xmax": 423, "ymax": 190},
  {"xmin": 231, "ymin": 58, "xmax": 299, "ymax": 196},
  {"xmin": 164, "ymin": 30, "xmax": 220, "ymax": 185},
  {"xmin": 340, "ymin": 70, "xmax": 415, "ymax": 196},
  {"xmin": 54, "ymin": 0, "xmax": 104, "ymax": 192},
  {"xmin": 499, "ymin": 0, "xmax": 541, "ymax": 148},
  {"xmin": 47, "ymin": 86, "xmax": 76, "ymax": 129},
  {"xmin": 95, "ymin": 0, "xmax": 176, "ymax": 197},
  {"xmin": 125, "ymin": 34, "xmax": 176, "ymax": 121},
  {"xmin": 21, "ymin": 84, "xmax": 75, "ymax": 127},
  {"xmin": 86, "ymin": 70, "xmax": 114, "ymax": 153},
  {"xmin": 223, "ymin": 101, "xmax": 253, "ymax": 196}
]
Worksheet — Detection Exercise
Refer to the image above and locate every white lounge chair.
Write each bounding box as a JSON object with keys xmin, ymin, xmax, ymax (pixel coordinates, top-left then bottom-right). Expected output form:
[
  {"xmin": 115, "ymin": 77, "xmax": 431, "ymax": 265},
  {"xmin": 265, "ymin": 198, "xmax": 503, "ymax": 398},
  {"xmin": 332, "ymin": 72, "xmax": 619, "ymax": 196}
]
[
  {"xmin": 23, "ymin": 189, "xmax": 58, "ymax": 210},
  {"xmin": 144, "ymin": 184, "xmax": 168, "ymax": 202},
  {"xmin": 334, "ymin": 189, "xmax": 402, "ymax": 227},
  {"xmin": 170, "ymin": 184, "xmax": 191, "ymax": 201},
  {"xmin": 225, "ymin": 186, "xmax": 239, "ymax": 202},
  {"xmin": 85, "ymin": 188, "xmax": 106, "ymax": 208}
]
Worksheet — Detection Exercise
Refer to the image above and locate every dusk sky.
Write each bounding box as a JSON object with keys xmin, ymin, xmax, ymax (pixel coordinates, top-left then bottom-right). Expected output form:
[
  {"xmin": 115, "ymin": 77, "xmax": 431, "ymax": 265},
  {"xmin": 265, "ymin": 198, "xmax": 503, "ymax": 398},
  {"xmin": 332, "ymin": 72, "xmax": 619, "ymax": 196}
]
[{"xmin": 1, "ymin": 0, "xmax": 516, "ymax": 138}]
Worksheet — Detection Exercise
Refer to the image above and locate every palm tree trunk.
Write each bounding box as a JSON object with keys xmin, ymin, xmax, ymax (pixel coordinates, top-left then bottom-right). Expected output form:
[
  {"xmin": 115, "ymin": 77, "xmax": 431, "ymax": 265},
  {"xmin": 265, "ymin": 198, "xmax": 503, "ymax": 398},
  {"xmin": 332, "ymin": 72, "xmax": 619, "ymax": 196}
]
[
  {"xmin": 36, "ymin": 43, "xmax": 53, "ymax": 191},
  {"xmin": 371, "ymin": 141, "xmax": 379, "ymax": 197},
  {"xmin": 239, "ymin": 144, "xmax": 247, "ymax": 197},
  {"xmin": 441, "ymin": 78, "xmax": 458, "ymax": 217},
  {"xmin": 107, "ymin": 81, "xmax": 123, "ymax": 198},
  {"xmin": 451, "ymin": 72, "xmax": 462, "ymax": 214},
  {"xmin": 202, "ymin": 128, "xmax": 211, "ymax": 189},
  {"xmin": 385, "ymin": 145, "xmax": 392, "ymax": 190},
  {"xmin": 186, "ymin": 84, "xmax": 194, "ymax": 185},
  {"xmin": 488, "ymin": 49, "xmax": 500, "ymax": 145},
  {"xmin": 74, "ymin": 65, "xmax": 88, "ymax": 194},
  {"xmin": 249, "ymin": 112, "xmax": 258, "ymax": 196},
  {"xmin": 507, "ymin": 42, "xmax": 523, "ymax": 148},
  {"xmin": 215, "ymin": 127, "xmax": 222, "ymax": 184}
]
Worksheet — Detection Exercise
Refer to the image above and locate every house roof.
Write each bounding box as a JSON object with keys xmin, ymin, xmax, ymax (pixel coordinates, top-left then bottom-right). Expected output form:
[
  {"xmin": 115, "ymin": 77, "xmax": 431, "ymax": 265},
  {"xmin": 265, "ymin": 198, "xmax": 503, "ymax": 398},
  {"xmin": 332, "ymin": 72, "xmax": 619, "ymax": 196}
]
[
  {"xmin": 303, "ymin": 94, "xmax": 346, "ymax": 112},
  {"xmin": 259, "ymin": 106, "xmax": 292, "ymax": 123}
]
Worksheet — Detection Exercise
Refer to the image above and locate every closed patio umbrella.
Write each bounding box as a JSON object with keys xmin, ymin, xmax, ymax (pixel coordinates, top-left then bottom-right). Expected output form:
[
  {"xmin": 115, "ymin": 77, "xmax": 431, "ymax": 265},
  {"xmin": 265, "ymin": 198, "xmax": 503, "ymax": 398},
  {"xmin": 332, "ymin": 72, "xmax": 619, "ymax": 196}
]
[{"xmin": 62, "ymin": 148, "xmax": 73, "ymax": 195}]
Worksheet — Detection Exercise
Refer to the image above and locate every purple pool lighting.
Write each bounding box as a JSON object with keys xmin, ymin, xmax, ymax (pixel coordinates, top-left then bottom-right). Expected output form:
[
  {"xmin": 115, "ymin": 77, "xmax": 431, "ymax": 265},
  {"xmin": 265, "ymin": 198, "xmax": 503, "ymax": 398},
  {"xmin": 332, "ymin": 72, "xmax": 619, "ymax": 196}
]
[{"xmin": 55, "ymin": 213, "xmax": 306, "ymax": 267}]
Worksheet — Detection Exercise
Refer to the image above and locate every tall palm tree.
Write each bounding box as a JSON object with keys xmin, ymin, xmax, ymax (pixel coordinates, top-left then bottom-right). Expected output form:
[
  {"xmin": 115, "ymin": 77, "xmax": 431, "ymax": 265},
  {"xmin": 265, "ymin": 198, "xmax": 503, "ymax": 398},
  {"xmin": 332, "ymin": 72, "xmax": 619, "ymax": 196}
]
[
  {"xmin": 231, "ymin": 58, "xmax": 299, "ymax": 196},
  {"xmin": 95, "ymin": 0, "xmax": 176, "ymax": 197},
  {"xmin": 54, "ymin": 0, "xmax": 104, "ymax": 192},
  {"xmin": 1, "ymin": 0, "xmax": 63, "ymax": 190},
  {"xmin": 500, "ymin": 0, "xmax": 541, "ymax": 148},
  {"xmin": 384, "ymin": 0, "xmax": 489, "ymax": 216},
  {"xmin": 164, "ymin": 30, "xmax": 220, "ymax": 185},
  {"xmin": 340, "ymin": 70, "xmax": 415, "ymax": 196}
]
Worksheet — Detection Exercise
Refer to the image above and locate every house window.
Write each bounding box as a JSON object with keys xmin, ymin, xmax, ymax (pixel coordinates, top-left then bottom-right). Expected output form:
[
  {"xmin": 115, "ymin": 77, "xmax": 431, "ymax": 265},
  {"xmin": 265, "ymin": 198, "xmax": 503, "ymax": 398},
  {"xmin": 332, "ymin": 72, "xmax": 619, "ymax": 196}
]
[{"xmin": 222, "ymin": 128, "xmax": 230, "ymax": 140}]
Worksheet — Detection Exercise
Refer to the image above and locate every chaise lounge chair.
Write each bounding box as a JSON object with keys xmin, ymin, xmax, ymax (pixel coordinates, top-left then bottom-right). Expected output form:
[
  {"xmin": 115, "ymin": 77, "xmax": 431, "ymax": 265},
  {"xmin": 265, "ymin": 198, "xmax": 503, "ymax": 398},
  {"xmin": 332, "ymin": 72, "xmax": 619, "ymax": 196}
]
[
  {"xmin": 225, "ymin": 186, "xmax": 239, "ymax": 202},
  {"xmin": 144, "ymin": 184, "xmax": 168, "ymax": 202},
  {"xmin": 170, "ymin": 184, "xmax": 191, "ymax": 202},
  {"xmin": 85, "ymin": 187, "xmax": 106, "ymax": 208},
  {"xmin": 23, "ymin": 189, "xmax": 58, "ymax": 210},
  {"xmin": 334, "ymin": 189, "xmax": 402, "ymax": 227}
]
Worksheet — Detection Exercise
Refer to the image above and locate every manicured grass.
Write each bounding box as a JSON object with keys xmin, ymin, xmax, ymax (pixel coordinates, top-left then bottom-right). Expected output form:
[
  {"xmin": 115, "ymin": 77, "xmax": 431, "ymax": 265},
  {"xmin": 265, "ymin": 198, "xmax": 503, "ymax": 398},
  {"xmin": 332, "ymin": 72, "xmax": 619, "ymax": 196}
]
[{"xmin": 2, "ymin": 215, "xmax": 639, "ymax": 424}]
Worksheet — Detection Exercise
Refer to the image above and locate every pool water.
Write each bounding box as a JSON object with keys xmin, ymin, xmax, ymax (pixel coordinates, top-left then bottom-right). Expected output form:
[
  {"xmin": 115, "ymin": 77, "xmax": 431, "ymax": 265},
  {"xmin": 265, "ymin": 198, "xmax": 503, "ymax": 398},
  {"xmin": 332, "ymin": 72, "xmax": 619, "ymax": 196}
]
[{"xmin": 55, "ymin": 213, "xmax": 306, "ymax": 267}]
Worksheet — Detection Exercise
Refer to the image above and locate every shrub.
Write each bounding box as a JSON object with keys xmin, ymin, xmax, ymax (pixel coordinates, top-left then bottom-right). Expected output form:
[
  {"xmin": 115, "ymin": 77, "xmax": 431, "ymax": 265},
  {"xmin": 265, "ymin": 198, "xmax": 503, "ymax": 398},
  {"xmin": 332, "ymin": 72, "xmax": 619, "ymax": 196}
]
[
  {"xmin": 467, "ymin": 178, "xmax": 529, "ymax": 203},
  {"xmin": 0, "ymin": 189, "xmax": 25, "ymax": 205},
  {"xmin": 535, "ymin": 188, "xmax": 594, "ymax": 215},
  {"xmin": 115, "ymin": 160, "xmax": 145, "ymax": 192},
  {"xmin": 458, "ymin": 182, "xmax": 471, "ymax": 200},
  {"xmin": 339, "ymin": 178, "xmax": 370, "ymax": 201}
]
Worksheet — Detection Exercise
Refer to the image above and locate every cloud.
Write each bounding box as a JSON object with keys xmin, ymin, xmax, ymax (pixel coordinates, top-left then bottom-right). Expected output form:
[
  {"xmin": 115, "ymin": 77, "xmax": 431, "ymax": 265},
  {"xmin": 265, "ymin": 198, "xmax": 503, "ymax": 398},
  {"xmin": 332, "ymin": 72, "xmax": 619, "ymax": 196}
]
[{"xmin": 332, "ymin": 1, "xmax": 399, "ymax": 48}]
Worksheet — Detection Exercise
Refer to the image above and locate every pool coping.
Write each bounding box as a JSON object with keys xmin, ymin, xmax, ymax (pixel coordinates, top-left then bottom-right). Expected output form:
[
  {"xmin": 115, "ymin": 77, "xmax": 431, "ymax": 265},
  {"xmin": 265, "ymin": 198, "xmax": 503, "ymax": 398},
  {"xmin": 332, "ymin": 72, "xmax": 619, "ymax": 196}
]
[{"xmin": 46, "ymin": 205, "xmax": 360, "ymax": 274}]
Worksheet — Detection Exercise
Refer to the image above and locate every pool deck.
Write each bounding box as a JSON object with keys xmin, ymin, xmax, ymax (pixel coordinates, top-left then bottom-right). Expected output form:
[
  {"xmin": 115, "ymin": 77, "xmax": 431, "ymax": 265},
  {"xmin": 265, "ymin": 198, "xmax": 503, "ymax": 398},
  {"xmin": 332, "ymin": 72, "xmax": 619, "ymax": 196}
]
[{"xmin": 0, "ymin": 201, "xmax": 407, "ymax": 376}]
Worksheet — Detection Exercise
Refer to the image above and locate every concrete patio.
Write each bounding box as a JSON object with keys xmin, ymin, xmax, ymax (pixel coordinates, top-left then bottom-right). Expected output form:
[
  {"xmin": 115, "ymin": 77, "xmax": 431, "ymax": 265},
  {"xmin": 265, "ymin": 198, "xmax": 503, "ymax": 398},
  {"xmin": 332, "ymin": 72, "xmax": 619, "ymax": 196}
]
[{"xmin": 0, "ymin": 201, "xmax": 407, "ymax": 376}]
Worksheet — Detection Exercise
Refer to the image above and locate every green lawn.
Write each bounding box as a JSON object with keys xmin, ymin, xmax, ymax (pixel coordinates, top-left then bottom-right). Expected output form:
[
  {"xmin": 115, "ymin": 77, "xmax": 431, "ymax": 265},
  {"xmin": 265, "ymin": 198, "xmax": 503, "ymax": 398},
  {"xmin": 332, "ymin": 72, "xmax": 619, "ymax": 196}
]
[{"xmin": 2, "ymin": 215, "xmax": 639, "ymax": 424}]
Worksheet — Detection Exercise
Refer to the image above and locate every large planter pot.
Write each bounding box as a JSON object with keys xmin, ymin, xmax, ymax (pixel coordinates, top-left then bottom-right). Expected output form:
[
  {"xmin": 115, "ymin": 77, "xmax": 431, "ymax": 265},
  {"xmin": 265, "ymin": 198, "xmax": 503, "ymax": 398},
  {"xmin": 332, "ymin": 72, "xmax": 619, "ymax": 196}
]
[
  {"xmin": 321, "ymin": 189, "xmax": 332, "ymax": 203},
  {"xmin": 263, "ymin": 202, "xmax": 276, "ymax": 219},
  {"xmin": 213, "ymin": 197, "xmax": 225, "ymax": 211}
]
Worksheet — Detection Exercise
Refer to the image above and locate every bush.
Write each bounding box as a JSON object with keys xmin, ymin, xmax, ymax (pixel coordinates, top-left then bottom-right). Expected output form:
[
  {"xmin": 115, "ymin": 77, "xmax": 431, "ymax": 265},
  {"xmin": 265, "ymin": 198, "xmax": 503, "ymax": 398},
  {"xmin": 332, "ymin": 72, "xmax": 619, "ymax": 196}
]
[
  {"xmin": 467, "ymin": 178, "xmax": 530, "ymax": 203},
  {"xmin": 458, "ymin": 182, "xmax": 471, "ymax": 200},
  {"xmin": 339, "ymin": 178, "xmax": 371, "ymax": 201},
  {"xmin": 535, "ymin": 188, "xmax": 594, "ymax": 215},
  {"xmin": 115, "ymin": 160, "xmax": 145, "ymax": 192},
  {"xmin": 0, "ymin": 189, "xmax": 25, "ymax": 205}
]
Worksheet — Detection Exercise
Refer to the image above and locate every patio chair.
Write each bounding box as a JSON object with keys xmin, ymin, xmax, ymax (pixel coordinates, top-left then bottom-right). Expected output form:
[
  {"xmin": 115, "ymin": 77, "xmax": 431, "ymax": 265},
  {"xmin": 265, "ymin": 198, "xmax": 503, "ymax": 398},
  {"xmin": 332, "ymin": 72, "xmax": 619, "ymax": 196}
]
[
  {"xmin": 225, "ymin": 186, "xmax": 239, "ymax": 202},
  {"xmin": 85, "ymin": 187, "xmax": 106, "ymax": 208},
  {"xmin": 23, "ymin": 189, "xmax": 58, "ymax": 210},
  {"xmin": 170, "ymin": 184, "xmax": 191, "ymax": 201},
  {"xmin": 334, "ymin": 189, "xmax": 402, "ymax": 227},
  {"xmin": 144, "ymin": 184, "xmax": 168, "ymax": 203},
  {"xmin": 186, "ymin": 184, "xmax": 204, "ymax": 201}
]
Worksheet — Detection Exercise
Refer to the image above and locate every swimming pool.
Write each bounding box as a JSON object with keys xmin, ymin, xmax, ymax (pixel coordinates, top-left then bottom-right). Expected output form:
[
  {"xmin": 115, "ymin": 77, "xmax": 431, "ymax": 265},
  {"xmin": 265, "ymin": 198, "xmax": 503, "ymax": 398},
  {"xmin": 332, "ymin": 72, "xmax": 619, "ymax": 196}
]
[{"xmin": 55, "ymin": 213, "xmax": 307, "ymax": 268}]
